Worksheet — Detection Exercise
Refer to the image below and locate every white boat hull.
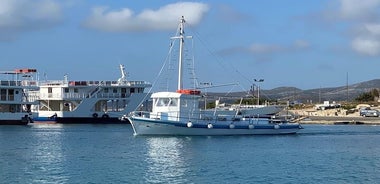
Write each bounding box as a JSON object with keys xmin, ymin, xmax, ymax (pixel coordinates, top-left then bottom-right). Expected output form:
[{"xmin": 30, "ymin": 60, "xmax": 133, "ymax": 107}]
[{"xmin": 128, "ymin": 116, "xmax": 301, "ymax": 136}]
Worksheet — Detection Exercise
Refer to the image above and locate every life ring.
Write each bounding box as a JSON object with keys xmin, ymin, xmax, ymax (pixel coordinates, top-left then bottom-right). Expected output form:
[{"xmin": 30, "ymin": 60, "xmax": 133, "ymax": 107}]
[
  {"xmin": 92, "ymin": 113, "xmax": 98, "ymax": 118},
  {"xmin": 187, "ymin": 121, "xmax": 193, "ymax": 128},
  {"xmin": 102, "ymin": 114, "xmax": 109, "ymax": 118},
  {"xmin": 207, "ymin": 123, "xmax": 213, "ymax": 129},
  {"xmin": 229, "ymin": 123, "xmax": 235, "ymax": 129}
]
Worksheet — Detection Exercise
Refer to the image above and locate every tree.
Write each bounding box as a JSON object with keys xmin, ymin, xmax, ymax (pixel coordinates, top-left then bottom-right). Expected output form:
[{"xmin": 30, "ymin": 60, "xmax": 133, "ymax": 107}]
[
  {"xmin": 371, "ymin": 89, "xmax": 379, "ymax": 101},
  {"xmin": 355, "ymin": 89, "xmax": 379, "ymax": 102},
  {"xmin": 206, "ymin": 102, "xmax": 215, "ymax": 109}
]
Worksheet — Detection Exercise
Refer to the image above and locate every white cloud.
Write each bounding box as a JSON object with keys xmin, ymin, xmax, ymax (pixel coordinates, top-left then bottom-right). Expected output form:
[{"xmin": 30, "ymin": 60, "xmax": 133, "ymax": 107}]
[
  {"xmin": 339, "ymin": 0, "xmax": 380, "ymax": 20},
  {"xmin": 249, "ymin": 43, "xmax": 280, "ymax": 54},
  {"xmin": 217, "ymin": 4, "xmax": 251, "ymax": 23},
  {"xmin": 83, "ymin": 2, "xmax": 209, "ymax": 32},
  {"xmin": 326, "ymin": 0, "xmax": 380, "ymax": 56},
  {"xmin": 294, "ymin": 40, "xmax": 310, "ymax": 49},
  {"xmin": 352, "ymin": 37, "xmax": 380, "ymax": 56},
  {"xmin": 248, "ymin": 40, "xmax": 310, "ymax": 54},
  {"xmin": 0, "ymin": 0, "xmax": 62, "ymax": 40},
  {"xmin": 365, "ymin": 23, "xmax": 380, "ymax": 35}
]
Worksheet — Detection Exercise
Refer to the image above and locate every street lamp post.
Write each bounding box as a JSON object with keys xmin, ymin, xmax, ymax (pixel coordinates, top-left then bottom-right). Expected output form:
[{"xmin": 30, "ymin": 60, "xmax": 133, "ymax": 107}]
[
  {"xmin": 200, "ymin": 82, "xmax": 212, "ymax": 109},
  {"xmin": 254, "ymin": 79, "xmax": 264, "ymax": 105}
]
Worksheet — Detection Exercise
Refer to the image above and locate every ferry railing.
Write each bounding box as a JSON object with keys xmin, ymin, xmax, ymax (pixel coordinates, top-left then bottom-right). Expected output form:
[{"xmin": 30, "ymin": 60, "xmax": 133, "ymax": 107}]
[
  {"xmin": 38, "ymin": 92, "xmax": 134, "ymax": 99},
  {"xmin": 38, "ymin": 80, "xmax": 151, "ymax": 87},
  {"xmin": 66, "ymin": 80, "xmax": 151, "ymax": 87},
  {"xmin": 0, "ymin": 80, "xmax": 39, "ymax": 87}
]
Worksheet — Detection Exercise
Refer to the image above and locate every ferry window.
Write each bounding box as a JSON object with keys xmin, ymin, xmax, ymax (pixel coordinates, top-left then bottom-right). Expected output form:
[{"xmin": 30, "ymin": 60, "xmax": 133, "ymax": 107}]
[
  {"xmin": 130, "ymin": 88, "xmax": 135, "ymax": 93},
  {"xmin": 74, "ymin": 88, "xmax": 78, "ymax": 93},
  {"xmin": 104, "ymin": 88, "xmax": 108, "ymax": 93},
  {"xmin": 48, "ymin": 87, "xmax": 52, "ymax": 93},
  {"xmin": 1, "ymin": 89, "xmax": 6, "ymax": 101},
  {"xmin": 8, "ymin": 89, "xmax": 14, "ymax": 101},
  {"xmin": 64, "ymin": 88, "xmax": 69, "ymax": 93},
  {"xmin": 113, "ymin": 88, "xmax": 117, "ymax": 93}
]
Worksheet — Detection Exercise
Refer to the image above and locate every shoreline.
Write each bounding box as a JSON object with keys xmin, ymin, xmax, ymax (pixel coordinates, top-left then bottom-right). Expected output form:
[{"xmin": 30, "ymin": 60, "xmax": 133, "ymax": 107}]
[{"xmin": 297, "ymin": 116, "xmax": 380, "ymax": 125}]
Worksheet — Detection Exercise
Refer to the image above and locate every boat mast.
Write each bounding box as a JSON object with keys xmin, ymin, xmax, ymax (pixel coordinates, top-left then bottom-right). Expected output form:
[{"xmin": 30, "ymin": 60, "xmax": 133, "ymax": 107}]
[{"xmin": 177, "ymin": 16, "xmax": 185, "ymax": 91}]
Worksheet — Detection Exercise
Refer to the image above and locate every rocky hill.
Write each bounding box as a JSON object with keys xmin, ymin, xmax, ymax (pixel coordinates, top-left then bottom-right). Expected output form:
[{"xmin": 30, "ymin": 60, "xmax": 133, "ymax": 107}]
[{"xmin": 206, "ymin": 79, "xmax": 380, "ymax": 103}]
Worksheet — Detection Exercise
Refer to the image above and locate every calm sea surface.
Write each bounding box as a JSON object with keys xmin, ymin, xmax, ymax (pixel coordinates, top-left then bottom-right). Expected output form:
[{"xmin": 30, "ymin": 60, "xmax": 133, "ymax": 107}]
[{"xmin": 1, "ymin": 124, "xmax": 380, "ymax": 184}]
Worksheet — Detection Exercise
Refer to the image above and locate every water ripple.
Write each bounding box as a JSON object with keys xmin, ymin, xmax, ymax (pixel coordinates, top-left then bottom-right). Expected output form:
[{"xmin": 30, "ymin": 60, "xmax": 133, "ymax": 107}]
[{"xmin": 1, "ymin": 124, "xmax": 380, "ymax": 183}]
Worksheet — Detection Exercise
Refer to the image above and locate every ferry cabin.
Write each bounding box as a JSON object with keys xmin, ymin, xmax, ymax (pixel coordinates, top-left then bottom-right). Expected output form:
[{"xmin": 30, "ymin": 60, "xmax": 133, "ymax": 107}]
[
  {"xmin": 0, "ymin": 80, "xmax": 38, "ymax": 124},
  {"xmin": 36, "ymin": 80, "xmax": 149, "ymax": 114}
]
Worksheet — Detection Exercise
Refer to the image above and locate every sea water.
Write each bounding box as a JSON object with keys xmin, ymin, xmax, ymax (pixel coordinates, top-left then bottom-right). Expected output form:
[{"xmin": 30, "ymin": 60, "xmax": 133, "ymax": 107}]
[{"xmin": 1, "ymin": 124, "xmax": 380, "ymax": 184}]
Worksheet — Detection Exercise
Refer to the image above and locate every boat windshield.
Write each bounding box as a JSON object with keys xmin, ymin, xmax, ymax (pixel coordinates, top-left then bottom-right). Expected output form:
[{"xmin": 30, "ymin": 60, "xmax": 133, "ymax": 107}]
[{"xmin": 156, "ymin": 98, "xmax": 178, "ymax": 107}]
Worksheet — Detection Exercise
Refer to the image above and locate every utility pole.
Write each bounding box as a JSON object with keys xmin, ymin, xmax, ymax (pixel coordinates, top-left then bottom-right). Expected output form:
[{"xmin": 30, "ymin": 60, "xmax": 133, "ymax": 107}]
[
  {"xmin": 346, "ymin": 72, "xmax": 349, "ymax": 102},
  {"xmin": 254, "ymin": 79, "xmax": 264, "ymax": 105}
]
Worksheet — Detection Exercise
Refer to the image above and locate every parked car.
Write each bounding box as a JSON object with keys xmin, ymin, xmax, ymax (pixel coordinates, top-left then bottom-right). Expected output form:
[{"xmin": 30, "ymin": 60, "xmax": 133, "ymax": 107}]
[{"xmin": 361, "ymin": 109, "xmax": 379, "ymax": 117}]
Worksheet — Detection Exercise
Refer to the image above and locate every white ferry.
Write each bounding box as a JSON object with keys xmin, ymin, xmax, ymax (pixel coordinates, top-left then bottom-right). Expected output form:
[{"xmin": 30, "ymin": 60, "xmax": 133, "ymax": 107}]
[
  {"xmin": 31, "ymin": 65, "xmax": 151, "ymax": 124},
  {"xmin": 0, "ymin": 69, "xmax": 38, "ymax": 125}
]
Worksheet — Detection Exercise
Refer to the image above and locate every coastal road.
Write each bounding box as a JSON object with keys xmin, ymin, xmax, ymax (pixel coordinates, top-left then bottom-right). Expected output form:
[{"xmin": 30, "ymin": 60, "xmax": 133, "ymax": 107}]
[{"xmin": 301, "ymin": 116, "xmax": 380, "ymax": 125}]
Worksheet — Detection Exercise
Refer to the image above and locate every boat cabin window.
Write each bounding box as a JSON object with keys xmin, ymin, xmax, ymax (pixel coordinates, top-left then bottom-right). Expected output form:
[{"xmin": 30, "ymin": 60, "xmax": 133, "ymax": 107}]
[
  {"xmin": 181, "ymin": 99, "xmax": 187, "ymax": 107},
  {"xmin": 169, "ymin": 98, "xmax": 178, "ymax": 106},
  {"xmin": 130, "ymin": 88, "xmax": 135, "ymax": 93},
  {"xmin": 64, "ymin": 88, "xmax": 69, "ymax": 93},
  {"xmin": 113, "ymin": 88, "xmax": 117, "ymax": 93},
  {"xmin": 156, "ymin": 98, "xmax": 178, "ymax": 107},
  {"xmin": 48, "ymin": 87, "xmax": 52, "ymax": 93},
  {"xmin": 74, "ymin": 88, "xmax": 78, "ymax": 93},
  {"xmin": 104, "ymin": 88, "xmax": 109, "ymax": 93}
]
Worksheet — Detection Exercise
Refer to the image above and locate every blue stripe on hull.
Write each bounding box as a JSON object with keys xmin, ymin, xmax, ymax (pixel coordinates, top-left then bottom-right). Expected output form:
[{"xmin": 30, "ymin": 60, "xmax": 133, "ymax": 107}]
[{"xmin": 128, "ymin": 117, "xmax": 301, "ymax": 136}]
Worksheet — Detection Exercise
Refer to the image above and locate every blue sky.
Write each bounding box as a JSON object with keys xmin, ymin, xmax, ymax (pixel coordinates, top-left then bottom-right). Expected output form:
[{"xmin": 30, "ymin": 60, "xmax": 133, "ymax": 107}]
[{"xmin": 1, "ymin": 0, "xmax": 380, "ymax": 92}]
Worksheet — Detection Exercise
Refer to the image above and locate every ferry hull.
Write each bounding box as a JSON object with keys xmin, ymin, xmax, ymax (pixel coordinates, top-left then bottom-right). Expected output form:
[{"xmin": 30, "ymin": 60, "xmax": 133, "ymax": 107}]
[
  {"xmin": 0, "ymin": 113, "xmax": 34, "ymax": 125},
  {"xmin": 0, "ymin": 120, "xmax": 30, "ymax": 125},
  {"xmin": 128, "ymin": 117, "xmax": 301, "ymax": 136},
  {"xmin": 34, "ymin": 117, "xmax": 128, "ymax": 124}
]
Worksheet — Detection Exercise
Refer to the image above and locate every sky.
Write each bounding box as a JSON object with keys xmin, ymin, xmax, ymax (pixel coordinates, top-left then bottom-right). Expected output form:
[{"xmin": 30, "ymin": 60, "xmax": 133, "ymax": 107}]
[{"xmin": 1, "ymin": 0, "xmax": 380, "ymax": 92}]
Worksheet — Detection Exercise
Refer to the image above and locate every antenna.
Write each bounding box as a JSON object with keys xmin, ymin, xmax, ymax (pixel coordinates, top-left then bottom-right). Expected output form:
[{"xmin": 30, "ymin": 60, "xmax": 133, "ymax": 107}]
[{"xmin": 118, "ymin": 64, "xmax": 128, "ymax": 84}]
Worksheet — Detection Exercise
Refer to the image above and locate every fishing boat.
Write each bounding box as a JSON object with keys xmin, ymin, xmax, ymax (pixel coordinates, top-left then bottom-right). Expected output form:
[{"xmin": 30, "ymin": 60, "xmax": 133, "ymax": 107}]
[
  {"xmin": 127, "ymin": 16, "xmax": 302, "ymax": 135},
  {"xmin": 0, "ymin": 68, "xmax": 38, "ymax": 125},
  {"xmin": 31, "ymin": 65, "xmax": 151, "ymax": 124}
]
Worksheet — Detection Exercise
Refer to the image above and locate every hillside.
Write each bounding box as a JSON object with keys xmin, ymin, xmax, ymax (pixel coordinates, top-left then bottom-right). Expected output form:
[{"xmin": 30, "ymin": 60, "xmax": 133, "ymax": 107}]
[{"xmin": 205, "ymin": 79, "xmax": 380, "ymax": 103}]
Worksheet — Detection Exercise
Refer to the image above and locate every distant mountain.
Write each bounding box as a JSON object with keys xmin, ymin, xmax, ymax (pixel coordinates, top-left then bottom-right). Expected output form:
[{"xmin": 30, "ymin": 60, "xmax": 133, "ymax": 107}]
[{"xmin": 205, "ymin": 79, "xmax": 380, "ymax": 103}]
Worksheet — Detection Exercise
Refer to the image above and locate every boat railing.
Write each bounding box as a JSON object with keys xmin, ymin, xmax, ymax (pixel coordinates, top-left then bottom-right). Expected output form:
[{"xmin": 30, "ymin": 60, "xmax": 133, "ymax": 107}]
[
  {"xmin": 130, "ymin": 110, "xmax": 271, "ymax": 123},
  {"xmin": 230, "ymin": 104, "xmax": 267, "ymax": 109}
]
